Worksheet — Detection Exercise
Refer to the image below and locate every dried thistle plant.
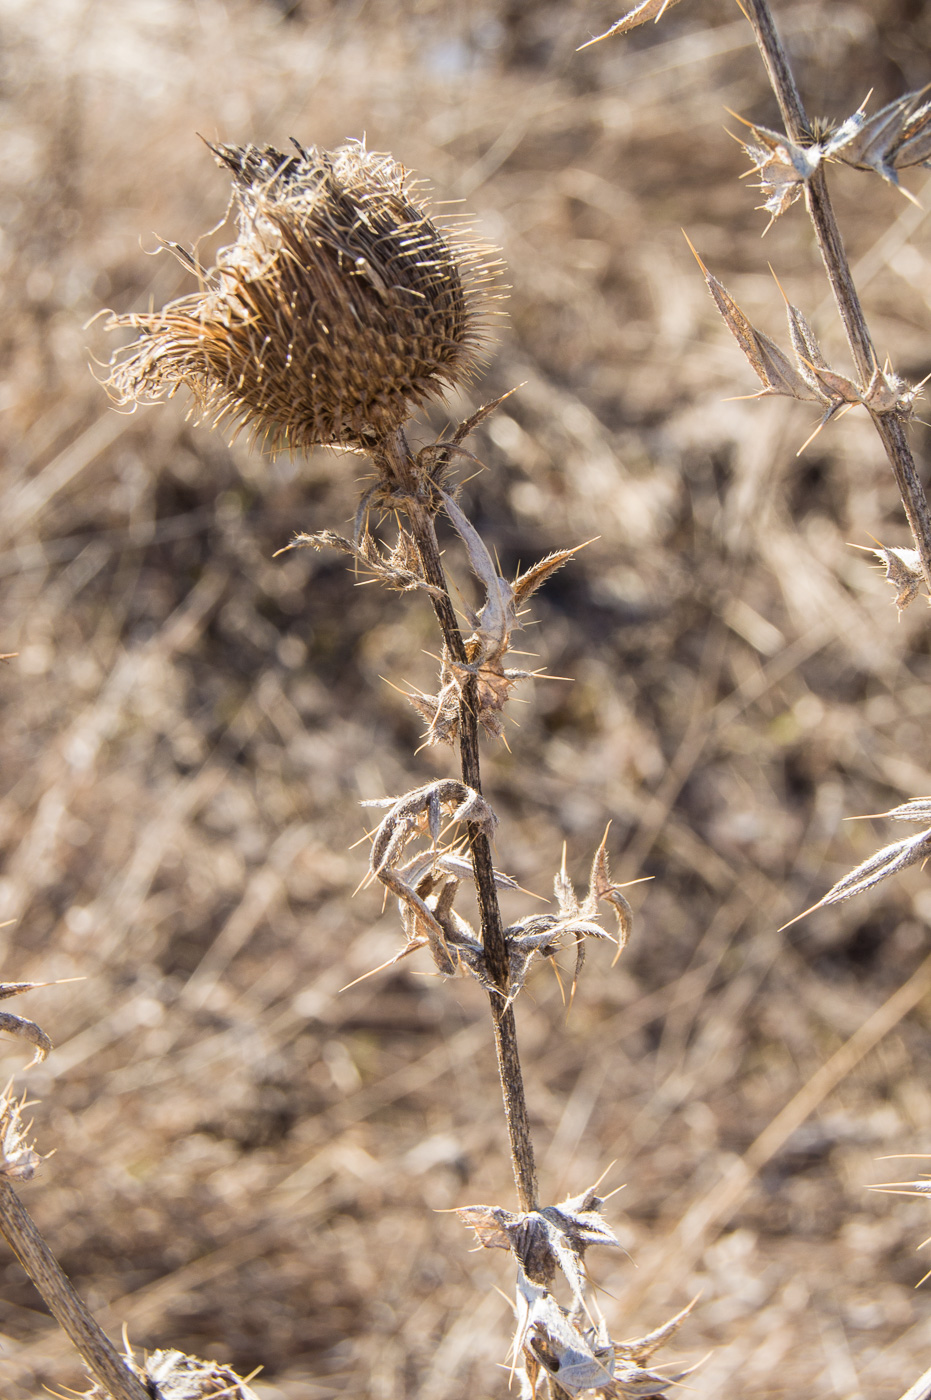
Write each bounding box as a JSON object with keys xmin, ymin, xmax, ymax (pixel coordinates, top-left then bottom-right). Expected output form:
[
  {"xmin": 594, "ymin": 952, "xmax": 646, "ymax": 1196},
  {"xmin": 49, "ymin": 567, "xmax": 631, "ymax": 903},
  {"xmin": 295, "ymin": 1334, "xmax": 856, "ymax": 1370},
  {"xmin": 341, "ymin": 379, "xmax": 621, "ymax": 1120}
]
[{"xmin": 100, "ymin": 134, "xmax": 671, "ymax": 1399}]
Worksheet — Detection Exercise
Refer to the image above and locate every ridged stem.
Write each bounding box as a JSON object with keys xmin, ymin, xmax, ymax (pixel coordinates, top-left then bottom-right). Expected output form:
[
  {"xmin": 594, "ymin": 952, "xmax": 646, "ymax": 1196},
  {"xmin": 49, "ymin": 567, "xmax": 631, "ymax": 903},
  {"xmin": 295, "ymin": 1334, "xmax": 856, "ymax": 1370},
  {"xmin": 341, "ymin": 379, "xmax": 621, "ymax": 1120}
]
[
  {"xmin": 743, "ymin": 0, "xmax": 931, "ymax": 593},
  {"xmin": 386, "ymin": 429, "xmax": 538, "ymax": 1213},
  {"xmin": 0, "ymin": 1177, "xmax": 150, "ymax": 1400}
]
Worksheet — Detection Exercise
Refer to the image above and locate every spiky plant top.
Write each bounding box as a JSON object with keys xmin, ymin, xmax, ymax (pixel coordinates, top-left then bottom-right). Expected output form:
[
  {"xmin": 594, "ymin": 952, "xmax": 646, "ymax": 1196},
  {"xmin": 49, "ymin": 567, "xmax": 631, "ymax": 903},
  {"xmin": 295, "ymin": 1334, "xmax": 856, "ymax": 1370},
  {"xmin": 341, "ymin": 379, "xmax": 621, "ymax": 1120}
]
[{"xmin": 105, "ymin": 139, "xmax": 501, "ymax": 452}]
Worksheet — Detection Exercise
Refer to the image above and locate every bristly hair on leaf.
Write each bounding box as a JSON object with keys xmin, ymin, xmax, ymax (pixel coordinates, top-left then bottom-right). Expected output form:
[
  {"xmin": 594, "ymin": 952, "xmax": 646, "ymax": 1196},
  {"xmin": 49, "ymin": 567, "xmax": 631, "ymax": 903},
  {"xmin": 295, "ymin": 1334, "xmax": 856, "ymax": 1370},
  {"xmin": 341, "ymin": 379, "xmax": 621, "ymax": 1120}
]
[
  {"xmin": 577, "ymin": 0, "xmax": 684, "ymax": 49},
  {"xmin": 782, "ymin": 799, "xmax": 931, "ymax": 929},
  {"xmin": 105, "ymin": 139, "xmax": 504, "ymax": 454}
]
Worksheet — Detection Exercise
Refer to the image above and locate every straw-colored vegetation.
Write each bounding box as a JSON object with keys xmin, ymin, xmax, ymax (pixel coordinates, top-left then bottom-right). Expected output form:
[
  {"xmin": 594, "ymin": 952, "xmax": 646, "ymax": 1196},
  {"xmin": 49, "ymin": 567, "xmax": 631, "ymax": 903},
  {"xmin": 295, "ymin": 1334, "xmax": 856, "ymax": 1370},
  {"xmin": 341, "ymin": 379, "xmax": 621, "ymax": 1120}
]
[{"xmin": 4, "ymin": 0, "xmax": 931, "ymax": 1396}]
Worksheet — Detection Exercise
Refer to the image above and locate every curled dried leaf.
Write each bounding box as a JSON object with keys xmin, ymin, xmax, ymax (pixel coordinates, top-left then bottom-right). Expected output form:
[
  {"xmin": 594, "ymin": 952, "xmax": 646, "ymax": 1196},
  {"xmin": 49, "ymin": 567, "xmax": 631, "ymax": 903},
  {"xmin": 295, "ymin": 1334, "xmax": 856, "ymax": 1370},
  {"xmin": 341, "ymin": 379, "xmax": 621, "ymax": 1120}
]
[
  {"xmin": 736, "ymin": 120, "xmax": 822, "ymax": 227},
  {"xmin": 459, "ymin": 1180, "xmax": 621, "ymax": 1311},
  {"xmin": 408, "ymin": 493, "xmax": 587, "ymax": 744}
]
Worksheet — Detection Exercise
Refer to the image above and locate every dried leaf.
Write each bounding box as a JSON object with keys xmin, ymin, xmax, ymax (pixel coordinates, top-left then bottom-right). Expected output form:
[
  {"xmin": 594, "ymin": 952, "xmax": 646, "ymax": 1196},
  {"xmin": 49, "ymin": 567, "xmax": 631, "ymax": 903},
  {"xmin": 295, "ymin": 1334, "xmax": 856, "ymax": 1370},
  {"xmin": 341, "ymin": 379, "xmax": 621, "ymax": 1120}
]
[
  {"xmin": 871, "ymin": 545, "xmax": 924, "ymax": 612},
  {"xmin": 516, "ymin": 1274, "xmax": 616, "ymax": 1396},
  {"xmin": 458, "ymin": 1180, "xmax": 621, "ymax": 1311},
  {"xmin": 784, "ymin": 302, "xmax": 831, "ymax": 396},
  {"xmin": 831, "ymin": 85, "xmax": 931, "ymax": 189},
  {"xmin": 784, "ymin": 827, "xmax": 931, "ymax": 928},
  {"xmin": 278, "ymin": 528, "xmax": 444, "ymax": 599},
  {"xmin": 455, "ymin": 1203, "xmax": 515, "ymax": 1250},
  {"xmin": 687, "ymin": 241, "xmax": 821, "ymax": 401},
  {"xmin": 441, "ymin": 488, "xmax": 515, "ymax": 656},
  {"xmin": 512, "ymin": 544, "xmax": 592, "ymax": 608},
  {"xmin": 881, "ymin": 798, "xmax": 931, "ymax": 823},
  {"xmin": 0, "ymin": 1086, "xmax": 42, "ymax": 1181},
  {"xmin": 577, "ymin": 0, "xmax": 684, "ymax": 48},
  {"xmin": 0, "ymin": 1013, "xmax": 52, "ymax": 1070}
]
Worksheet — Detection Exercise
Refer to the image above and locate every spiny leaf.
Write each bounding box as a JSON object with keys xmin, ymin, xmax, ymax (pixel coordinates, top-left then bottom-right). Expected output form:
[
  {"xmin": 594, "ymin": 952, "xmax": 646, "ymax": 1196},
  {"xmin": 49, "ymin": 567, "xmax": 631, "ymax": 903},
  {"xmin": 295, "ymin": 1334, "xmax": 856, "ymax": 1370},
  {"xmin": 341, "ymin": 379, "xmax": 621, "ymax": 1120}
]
[
  {"xmin": 782, "ymin": 827, "xmax": 931, "ymax": 929},
  {"xmin": 577, "ymin": 0, "xmax": 684, "ymax": 49}
]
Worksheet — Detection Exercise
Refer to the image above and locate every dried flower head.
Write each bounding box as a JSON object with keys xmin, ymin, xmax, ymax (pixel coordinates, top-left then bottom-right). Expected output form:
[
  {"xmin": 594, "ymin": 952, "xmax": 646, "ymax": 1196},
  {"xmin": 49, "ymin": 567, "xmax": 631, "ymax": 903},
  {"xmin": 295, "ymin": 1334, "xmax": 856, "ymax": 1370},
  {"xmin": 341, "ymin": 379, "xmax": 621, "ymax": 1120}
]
[{"xmin": 105, "ymin": 139, "xmax": 502, "ymax": 453}]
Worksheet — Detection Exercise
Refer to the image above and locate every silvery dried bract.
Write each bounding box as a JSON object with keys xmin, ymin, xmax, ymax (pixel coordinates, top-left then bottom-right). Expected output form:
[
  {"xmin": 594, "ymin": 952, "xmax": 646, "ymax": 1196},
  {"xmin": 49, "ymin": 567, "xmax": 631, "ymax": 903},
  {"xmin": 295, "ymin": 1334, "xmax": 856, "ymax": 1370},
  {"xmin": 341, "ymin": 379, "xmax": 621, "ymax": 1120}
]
[
  {"xmin": 735, "ymin": 120, "xmax": 822, "ymax": 228},
  {"xmin": 689, "ymin": 244, "xmax": 822, "ymax": 403},
  {"xmin": 829, "ymin": 85, "xmax": 931, "ymax": 193},
  {"xmin": 577, "ymin": 0, "xmax": 684, "ymax": 49},
  {"xmin": 363, "ymin": 797, "xmax": 631, "ymax": 1000},
  {"xmin": 407, "ymin": 491, "xmax": 585, "ymax": 744},
  {"xmin": 0, "ymin": 1083, "xmax": 43, "ymax": 1182},
  {"xmin": 513, "ymin": 1273, "xmax": 697, "ymax": 1399},
  {"xmin": 784, "ymin": 800, "xmax": 931, "ymax": 928},
  {"xmin": 458, "ymin": 1180, "xmax": 621, "ymax": 1310},
  {"xmin": 82, "ymin": 1346, "xmax": 260, "ymax": 1400},
  {"xmin": 0, "ymin": 981, "xmax": 53, "ymax": 1069},
  {"xmin": 731, "ymin": 89, "xmax": 931, "ymax": 222},
  {"xmin": 870, "ymin": 544, "xmax": 924, "ymax": 612},
  {"xmin": 504, "ymin": 834, "xmax": 633, "ymax": 1003}
]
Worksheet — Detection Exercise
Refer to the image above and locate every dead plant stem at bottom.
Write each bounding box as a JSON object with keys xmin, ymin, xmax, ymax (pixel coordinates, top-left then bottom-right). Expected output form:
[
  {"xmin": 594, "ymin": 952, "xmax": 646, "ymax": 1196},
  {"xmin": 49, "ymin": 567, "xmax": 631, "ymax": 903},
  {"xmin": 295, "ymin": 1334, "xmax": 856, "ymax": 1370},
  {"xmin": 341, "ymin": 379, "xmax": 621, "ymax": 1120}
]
[{"xmin": 0, "ymin": 1177, "xmax": 150, "ymax": 1400}]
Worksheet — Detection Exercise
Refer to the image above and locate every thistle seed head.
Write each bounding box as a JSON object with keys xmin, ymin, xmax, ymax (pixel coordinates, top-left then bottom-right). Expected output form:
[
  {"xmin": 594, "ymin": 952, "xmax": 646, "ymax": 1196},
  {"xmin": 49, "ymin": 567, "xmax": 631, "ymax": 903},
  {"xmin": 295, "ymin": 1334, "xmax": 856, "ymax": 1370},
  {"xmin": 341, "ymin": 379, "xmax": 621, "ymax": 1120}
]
[{"xmin": 105, "ymin": 139, "xmax": 503, "ymax": 453}]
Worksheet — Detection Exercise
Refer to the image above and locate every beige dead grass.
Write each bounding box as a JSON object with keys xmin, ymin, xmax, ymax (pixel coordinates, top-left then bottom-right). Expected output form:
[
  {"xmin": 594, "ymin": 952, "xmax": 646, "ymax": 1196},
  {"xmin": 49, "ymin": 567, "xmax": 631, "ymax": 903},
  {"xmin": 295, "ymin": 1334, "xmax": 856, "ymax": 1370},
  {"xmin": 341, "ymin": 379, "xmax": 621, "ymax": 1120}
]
[{"xmin": 4, "ymin": 0, "xmax": 931, "ymax": 1396}]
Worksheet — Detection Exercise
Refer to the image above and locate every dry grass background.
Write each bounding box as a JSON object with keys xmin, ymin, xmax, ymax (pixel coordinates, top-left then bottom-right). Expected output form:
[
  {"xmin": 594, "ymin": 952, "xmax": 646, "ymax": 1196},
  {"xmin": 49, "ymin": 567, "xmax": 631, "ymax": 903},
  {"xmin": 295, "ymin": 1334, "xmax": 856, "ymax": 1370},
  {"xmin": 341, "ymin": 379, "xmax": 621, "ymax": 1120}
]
[{"xmin": 4, "ymin": 0, "xmax": 931, "ymax": 1395}]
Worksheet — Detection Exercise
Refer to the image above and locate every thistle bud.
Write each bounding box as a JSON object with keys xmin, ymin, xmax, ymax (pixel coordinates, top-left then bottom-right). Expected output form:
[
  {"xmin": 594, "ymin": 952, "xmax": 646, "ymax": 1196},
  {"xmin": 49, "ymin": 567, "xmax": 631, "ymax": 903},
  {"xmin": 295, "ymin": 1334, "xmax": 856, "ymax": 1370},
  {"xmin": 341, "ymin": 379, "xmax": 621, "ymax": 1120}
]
[{"xmin": 105, "ymin": 139, "xmax": 502, "ymax": 453}]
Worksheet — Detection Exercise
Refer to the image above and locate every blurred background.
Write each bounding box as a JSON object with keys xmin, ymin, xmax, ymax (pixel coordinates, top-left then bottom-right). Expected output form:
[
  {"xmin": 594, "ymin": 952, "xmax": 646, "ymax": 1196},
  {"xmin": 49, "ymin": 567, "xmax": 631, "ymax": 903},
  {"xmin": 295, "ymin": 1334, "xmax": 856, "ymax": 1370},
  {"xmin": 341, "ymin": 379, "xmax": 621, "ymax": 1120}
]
[{"xmin": 4, "ymin": 1, "xmax": 931, "ymax": 1395}]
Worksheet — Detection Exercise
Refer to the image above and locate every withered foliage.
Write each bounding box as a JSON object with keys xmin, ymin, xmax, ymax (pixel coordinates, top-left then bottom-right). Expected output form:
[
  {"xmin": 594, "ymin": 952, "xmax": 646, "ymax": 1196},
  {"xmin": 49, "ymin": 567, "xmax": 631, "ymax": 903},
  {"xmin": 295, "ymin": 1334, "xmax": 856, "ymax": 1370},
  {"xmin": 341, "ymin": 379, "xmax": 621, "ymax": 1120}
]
[
  {"xmin": 869, "ymin": 544, "xmax": 925, "ymax": 613},
  {"xmin": 784, "ymin": 800, "xmax": 931, "ymax": 929},
  {"xmin": 81, "ymin": 1347, "xmax": 261, "ymax": 1400},
  {"xmin": 577, "ymin": 0, "xmax": 685, "ymax": 49},
  {"xmin": 361, "ymin": 786, "xmax": 630, "ymax": 1006},
  {"xmin": 0, "ymin": 982, "xmax": 53, "ymax": 1071},
  {"xmin": 106, "ymin": 139, "xmax": 502, "ymax": 453},
  {"xmin": 407, "ymin": 492, "xmax": 587, "ymax": 744},
  {"xmin": 459, "ymin": 1182, "xmax": 696, "ymax": 1398},
  {"xmin": 688, "ymin": 241, "xmax": 923, "ymax": 443}
]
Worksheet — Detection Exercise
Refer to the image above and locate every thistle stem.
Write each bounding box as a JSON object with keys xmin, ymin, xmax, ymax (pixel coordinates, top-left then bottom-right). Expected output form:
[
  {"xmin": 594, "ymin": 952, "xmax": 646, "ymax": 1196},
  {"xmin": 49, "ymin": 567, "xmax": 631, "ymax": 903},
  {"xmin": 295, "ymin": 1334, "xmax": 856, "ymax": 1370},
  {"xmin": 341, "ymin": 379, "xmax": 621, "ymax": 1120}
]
[
  {"xmin": 743, "ymin": 0, "xmax": 931, "ymax": 593},
  {"xmin": 0, "ymin": 1177, "xmax": 150, "ymax": 1400},
  {"xmin": 387, "ymin": 431, "xmax": 538, "ymax": 1212}
]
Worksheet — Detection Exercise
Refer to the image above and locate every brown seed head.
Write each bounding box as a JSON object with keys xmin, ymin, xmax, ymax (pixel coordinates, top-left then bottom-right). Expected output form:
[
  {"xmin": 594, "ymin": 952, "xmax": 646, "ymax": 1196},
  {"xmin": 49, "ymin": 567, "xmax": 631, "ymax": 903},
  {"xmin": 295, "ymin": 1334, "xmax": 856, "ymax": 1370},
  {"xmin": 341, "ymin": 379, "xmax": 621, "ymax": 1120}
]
[{"xmin": 105, "ymin": 139, "xmax": 503, "ymax": 452}]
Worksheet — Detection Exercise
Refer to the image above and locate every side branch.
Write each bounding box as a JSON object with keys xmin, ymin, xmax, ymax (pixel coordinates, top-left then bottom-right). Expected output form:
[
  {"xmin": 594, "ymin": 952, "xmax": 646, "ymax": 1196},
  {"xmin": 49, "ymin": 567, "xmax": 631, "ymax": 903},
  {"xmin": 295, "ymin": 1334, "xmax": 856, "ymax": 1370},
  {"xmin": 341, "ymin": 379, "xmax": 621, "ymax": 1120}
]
[{"xmin": 743, "ymin": 0, "xmax": 931, "ymax": 594}]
